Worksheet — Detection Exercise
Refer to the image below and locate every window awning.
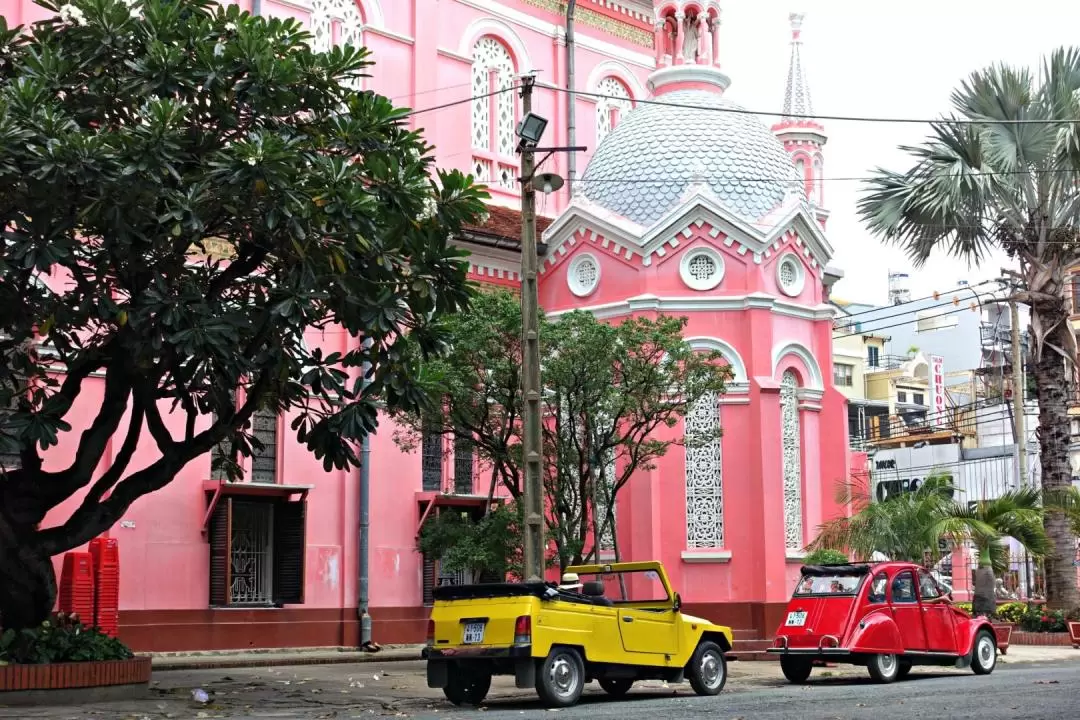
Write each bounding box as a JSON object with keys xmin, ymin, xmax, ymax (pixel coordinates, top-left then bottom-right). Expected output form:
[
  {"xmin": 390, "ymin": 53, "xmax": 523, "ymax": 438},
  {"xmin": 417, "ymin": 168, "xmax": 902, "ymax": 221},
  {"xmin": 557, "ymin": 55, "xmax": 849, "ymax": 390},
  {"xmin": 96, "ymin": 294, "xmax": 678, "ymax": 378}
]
[
  {"xmin": 202, "ymin": 480, "xmax": 313, "ymax": 535},
  {"xmin": 415, "ymin": 491, "xmax": 500, "ymax": 536}
]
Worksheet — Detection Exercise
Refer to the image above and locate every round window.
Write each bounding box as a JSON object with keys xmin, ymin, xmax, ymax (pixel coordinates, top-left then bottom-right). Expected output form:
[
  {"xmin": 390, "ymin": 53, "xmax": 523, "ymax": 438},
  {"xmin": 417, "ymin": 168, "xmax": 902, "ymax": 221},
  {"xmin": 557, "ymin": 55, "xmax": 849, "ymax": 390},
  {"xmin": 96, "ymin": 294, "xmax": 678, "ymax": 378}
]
[
  {"xmin": 567, "ymin": 253, "xmax": 601, "ymax": 297},
  {"xmin": 679, "ymin": 248, "xmax": 725, "ymax": 291},
  {"xmin": 776, "ymin": 254, "xmax": 805, "ymax": 297}
]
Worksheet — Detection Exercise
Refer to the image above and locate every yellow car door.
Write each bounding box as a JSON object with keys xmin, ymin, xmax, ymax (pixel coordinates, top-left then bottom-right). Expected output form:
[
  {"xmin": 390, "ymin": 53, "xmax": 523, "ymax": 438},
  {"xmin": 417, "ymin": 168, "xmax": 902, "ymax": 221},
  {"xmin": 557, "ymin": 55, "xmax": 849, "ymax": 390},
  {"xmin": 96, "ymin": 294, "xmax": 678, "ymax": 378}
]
[{"xmin": 617, "ymin": 607, "xmax": 679, "ymax": 655}]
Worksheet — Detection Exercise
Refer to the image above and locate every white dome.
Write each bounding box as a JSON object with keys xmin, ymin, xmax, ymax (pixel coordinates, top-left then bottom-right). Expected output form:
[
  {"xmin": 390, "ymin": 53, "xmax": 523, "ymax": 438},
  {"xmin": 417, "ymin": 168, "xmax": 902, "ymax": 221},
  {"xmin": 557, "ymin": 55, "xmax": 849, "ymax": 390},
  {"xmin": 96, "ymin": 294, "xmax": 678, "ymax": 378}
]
[{"xmin": 580, "ymin": 90, "xmax": 801, "ymax": 226}]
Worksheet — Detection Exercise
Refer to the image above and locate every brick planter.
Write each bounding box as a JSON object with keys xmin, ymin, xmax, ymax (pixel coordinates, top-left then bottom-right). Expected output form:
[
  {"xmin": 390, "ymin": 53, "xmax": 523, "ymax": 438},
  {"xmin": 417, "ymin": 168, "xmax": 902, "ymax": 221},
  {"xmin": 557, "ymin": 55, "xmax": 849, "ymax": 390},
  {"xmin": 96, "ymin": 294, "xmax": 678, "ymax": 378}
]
[
  {"xmin": 1069, "ymin": 622, "xmax": 1080, "ymax": 648},
  {"xmin": 1009, "ymin": 631, "xmax": 1073, "ymax": 647},
  {"xmin": 0, "ymin": 657, "xmax": 151, "ymax": 692}
]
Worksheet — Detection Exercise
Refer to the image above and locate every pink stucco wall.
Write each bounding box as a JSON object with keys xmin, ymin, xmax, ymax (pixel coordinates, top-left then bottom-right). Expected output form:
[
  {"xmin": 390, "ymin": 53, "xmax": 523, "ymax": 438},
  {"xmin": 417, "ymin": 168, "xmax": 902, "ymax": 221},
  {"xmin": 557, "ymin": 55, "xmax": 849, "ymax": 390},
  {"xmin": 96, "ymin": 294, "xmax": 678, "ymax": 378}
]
[{"xmin": 8, "ymin": 0, "xmax": 858, "ymax": 648}]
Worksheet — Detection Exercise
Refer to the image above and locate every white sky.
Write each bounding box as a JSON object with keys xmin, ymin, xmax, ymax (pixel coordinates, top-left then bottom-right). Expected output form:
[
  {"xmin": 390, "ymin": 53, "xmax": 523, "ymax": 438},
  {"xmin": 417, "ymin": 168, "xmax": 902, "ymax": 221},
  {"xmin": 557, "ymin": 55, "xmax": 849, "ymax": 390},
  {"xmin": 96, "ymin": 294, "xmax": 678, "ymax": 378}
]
[{"xmin": 715, "ymin": 0, "xmax": 1080, "ymax": 304}]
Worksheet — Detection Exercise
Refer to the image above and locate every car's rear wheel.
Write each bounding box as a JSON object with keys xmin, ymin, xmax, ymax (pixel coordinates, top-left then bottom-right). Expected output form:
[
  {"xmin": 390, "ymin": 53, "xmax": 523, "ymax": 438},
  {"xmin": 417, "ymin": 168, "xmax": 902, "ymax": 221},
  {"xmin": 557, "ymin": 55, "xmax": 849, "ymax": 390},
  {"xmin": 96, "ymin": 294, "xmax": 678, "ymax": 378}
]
[
  {"xmin": 867, "ymin": 653, "xmax": 900, "ymax": 683},
  {"xmin": 598, "ymin": 678, "xmax": 634, "ymax": 697},
  {"xmin": 780, "ymin": 656, "xmax": 813, "ymax": 684},
  {"xmin": 687, "ymin": 641, "xmax": 727, "ymax": 696},
  {"xmin": 971, "ymin": 629, "xmax": 997, "ymax": 675},
  {"xmin": 536, "ymin": 647, "xmax": 586, "ymax": 708},
  {"xmin": 897, "ymin": 660, "xmax": 912, "ymax": 679},
  {"xmin": 443, "ymin": 663, "xmax": 492, "ymax": 706}
]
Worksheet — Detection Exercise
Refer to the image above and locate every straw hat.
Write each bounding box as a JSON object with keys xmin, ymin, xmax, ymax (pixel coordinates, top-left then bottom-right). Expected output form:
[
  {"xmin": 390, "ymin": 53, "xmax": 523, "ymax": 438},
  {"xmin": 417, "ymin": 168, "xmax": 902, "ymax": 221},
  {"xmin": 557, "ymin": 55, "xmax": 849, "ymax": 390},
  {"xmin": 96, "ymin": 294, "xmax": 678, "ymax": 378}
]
[{"xmin": 559, "ymin": 572, "xmax": 583, "ymax": 589}]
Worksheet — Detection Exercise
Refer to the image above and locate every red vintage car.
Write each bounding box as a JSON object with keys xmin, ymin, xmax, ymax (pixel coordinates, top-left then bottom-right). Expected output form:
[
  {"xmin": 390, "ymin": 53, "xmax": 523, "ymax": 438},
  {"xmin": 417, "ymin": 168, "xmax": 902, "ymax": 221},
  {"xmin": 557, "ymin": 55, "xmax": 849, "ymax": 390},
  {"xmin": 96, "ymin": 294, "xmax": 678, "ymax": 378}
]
[{"xmin": 767, "ymin": 561, "xmax": 998, "ymax": 683}]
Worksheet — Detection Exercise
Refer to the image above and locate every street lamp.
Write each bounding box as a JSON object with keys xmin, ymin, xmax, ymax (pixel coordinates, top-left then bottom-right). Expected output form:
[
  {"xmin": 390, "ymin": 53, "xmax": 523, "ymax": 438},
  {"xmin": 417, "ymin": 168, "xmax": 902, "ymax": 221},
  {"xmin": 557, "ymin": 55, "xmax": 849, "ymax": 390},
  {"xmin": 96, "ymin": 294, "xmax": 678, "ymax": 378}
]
[{"xmin": 515, "ymin": 77, "xmax": 586, "ymax": 581}]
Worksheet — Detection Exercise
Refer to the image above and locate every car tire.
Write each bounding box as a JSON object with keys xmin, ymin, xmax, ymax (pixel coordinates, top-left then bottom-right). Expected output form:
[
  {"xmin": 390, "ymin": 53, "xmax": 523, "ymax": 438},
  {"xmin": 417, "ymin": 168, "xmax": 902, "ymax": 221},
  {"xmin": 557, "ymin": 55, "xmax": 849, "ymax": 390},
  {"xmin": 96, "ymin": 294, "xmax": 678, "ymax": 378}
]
[
  {"xmin": 443, "ymin": 663, "xmax": 492, "ymax": 706},
  {"xmin": 971, "ymin": 629, "xmax": 997, "ymax": 675},
  {"xmin": 866, "ymin": 653, "xmax": 900, "ymax": 683},
  {"xmin": 780, "ymin": 656, "xmax": 813, "ymax": 684},
  {"xmin": 536, "ymin": 647, "xmax": 586, "ymax": 708},
  {"xmin": 897, "ymin": 660, "xmax": 912, "ymax": 679},
  {"xmin": 687, "ymin": 640, "xmax": 727, "ymax": 696},
  {"xmin": 598, "ymin": 678, "xmax": 634, "ymax": 697}
]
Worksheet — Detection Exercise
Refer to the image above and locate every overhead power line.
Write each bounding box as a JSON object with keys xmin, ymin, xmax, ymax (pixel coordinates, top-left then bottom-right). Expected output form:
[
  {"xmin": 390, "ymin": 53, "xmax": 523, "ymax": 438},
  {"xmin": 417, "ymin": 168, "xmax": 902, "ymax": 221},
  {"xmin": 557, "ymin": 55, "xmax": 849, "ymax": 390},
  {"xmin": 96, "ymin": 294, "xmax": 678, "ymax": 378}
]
[
  {"xmin": 552, "ymin": 86, "xmax": 1080, "ymax": 126},
  {"xmin": 833, "ymin": 305, "xmax": 987, "ymax": 340},
  {"xmin": 835, "ymin": 280, "xmax": 1003, "ymax": 320},
  {"xmin": 406, "ymin": 84, "xmax": 519, "ymax": 117}
]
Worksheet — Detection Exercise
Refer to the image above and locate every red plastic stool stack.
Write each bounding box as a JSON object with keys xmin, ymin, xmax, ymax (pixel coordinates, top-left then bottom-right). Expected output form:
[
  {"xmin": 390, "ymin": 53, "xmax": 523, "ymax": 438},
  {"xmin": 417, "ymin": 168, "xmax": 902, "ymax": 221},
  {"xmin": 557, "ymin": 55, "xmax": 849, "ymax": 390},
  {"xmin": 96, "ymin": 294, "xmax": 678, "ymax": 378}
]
[
  {"xmin": 57, "ymin": 551, "xmax": 95, "ymax": 623},
  {"xmin": 89, "ymin": 537, "xmax": 120, "ymax": 637}
]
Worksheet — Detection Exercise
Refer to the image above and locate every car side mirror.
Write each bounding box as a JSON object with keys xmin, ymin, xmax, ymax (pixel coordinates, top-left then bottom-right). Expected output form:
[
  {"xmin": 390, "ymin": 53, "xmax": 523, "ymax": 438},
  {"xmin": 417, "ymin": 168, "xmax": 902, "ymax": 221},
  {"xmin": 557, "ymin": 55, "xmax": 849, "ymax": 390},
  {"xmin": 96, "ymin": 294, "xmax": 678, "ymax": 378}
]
[{"xmin": 673, "ymin": 592, "xmax": 682, "ymax": 613}]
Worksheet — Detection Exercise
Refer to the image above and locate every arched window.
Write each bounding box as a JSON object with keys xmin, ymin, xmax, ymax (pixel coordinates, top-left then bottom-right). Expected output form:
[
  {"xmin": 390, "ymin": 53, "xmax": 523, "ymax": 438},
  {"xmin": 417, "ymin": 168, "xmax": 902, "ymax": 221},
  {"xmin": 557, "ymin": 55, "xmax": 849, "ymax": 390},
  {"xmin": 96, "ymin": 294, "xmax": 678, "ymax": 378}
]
[
  {"xmin": 794, "ymin": 158, "xmax": 807, "ymax": 197},
  {"xmin": 309, "ymin": 0, "xmax": 366, "ymax": 88},
  {"xmin": 470, "ymin": 36, "xmax": 517, "ymax": 189},
  {"xmin": 685, "ymin": 390, "xmax": 723, "ymax": 548},
  {"xmin": 812, "ymin": 157, "xmax": 824, "ymax": 205},
  {"xmin": 594, "ymin": 76, "xmax": 632, "ymax": 147},
  {"xmin": 780, "ymin": 370, "xmax": 802, "ymax": 549}
]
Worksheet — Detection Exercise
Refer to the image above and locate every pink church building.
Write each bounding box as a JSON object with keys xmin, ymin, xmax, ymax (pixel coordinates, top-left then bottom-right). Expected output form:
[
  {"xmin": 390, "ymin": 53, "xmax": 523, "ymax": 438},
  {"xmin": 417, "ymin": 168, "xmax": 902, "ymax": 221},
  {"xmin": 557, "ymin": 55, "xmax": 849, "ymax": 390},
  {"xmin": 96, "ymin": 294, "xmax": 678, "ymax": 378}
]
[{"xmin": 3, "ymin": 0, "xmax": 852, "ymax": 652}]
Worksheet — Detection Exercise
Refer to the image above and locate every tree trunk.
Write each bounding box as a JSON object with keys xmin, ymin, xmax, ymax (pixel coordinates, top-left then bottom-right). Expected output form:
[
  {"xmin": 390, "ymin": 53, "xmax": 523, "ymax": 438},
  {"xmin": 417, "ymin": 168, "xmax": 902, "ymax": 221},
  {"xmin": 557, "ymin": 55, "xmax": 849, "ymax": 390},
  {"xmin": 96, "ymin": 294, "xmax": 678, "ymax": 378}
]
[
  {"xmin": 1031, "ymin": 305, "xmax": 1080, "ymax": 609},
  {"xmin": 972, "ymin": 544, "xmax": 997, "ymax": 617},
  {"xmin": 0, "ymin": 521, "xmax": 56, "ymax": 631}
]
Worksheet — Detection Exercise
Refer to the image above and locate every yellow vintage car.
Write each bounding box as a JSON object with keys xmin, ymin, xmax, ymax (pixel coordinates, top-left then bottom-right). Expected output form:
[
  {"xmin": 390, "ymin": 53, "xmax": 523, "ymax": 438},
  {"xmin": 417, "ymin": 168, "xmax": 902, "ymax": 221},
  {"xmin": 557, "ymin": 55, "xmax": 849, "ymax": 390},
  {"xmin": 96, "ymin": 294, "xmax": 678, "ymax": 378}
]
[{"xmin": 424, "ymin": 561, "xmax": 733, "ymax": 708}]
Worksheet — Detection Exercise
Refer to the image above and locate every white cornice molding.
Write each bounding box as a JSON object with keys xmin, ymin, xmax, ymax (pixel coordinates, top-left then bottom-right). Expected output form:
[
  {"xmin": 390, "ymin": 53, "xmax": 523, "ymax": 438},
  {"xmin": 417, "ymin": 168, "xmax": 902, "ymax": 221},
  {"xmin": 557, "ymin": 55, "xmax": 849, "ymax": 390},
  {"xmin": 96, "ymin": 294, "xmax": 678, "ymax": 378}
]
[
  {"xmin": 437, "ymin": 47, "xmax": 473, "ymax": 63},
  {"xmin": 681, "ymin": 550, "xmax": 732, "ymax": 563},
  {"xmin": 454, "ymin": 0, "xmax": 655, "ymax": 69},
  {"xmin": 544, "ymin": 293, "xmax": 837, "ymax": 323},
  {"xmin": 366, "ymin": 26, "xmax": 414, "ymax": 45},
  {"xmin": 646, "ymin": 65, "xmax": 731, "ymax": 94}
]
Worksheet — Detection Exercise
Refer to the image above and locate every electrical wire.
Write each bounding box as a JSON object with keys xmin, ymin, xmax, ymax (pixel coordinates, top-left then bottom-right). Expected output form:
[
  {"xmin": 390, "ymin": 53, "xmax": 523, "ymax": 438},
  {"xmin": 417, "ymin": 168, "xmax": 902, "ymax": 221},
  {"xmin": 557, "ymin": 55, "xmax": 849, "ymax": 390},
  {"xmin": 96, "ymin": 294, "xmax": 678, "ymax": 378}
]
[
  {"xmin": 833, "ymin": 305, "xmax": 987, "ymax": 340},
  {"xmin": 406, "ymin": 84, "xmax": 519, "ymax": 117},
  {"xmin": 548, "ymin": 85, "xmax": 1080, "ymax": 126},
  {"xmin": 832, "ymin": 293, "xmax": 996, "ymax": 331}
]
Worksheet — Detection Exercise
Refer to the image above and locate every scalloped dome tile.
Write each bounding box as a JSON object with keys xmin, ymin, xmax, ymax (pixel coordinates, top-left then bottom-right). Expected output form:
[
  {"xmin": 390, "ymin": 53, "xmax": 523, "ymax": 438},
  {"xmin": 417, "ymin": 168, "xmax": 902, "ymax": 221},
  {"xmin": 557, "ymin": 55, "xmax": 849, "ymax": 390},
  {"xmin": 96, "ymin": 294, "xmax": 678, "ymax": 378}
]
[{"xmin": 581, "ymin": 90, "xmax": 799, "ymax": 226}]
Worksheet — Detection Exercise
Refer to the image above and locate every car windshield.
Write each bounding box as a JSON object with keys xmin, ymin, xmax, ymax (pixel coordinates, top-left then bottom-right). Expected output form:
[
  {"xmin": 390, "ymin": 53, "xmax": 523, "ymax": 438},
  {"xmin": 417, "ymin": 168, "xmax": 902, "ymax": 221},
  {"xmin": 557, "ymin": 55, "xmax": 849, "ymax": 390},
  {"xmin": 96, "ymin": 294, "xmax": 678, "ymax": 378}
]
[
  {"xmin": 575, "ymin": 569, "xmax": 670, "ymax": 604},
  {"xmin": 794, "ymin": 574, "xmax": 863, "ymax": 596}
]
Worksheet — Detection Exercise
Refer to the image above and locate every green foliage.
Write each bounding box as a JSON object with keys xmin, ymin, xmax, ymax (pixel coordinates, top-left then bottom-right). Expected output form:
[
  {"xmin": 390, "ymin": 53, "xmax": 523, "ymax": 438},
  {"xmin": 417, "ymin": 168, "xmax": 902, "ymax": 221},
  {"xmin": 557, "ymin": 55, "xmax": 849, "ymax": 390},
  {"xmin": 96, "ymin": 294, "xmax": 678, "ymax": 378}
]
[
  {"xmin": 417, "ymin": 502, "xmax": 549, "ymax": 582},
  {"xmin": 0, "ymin": 0, "xmax": 485, "ymax": 556},
  {"xmin": 992, "ymin": 601, "xmax": 1029, "ymax": 625},
  {"xmin": 395, "ymin": 290, "xmax": 733, "ymax": 571},
  {"xmin": 803, "ymin": 549, "xmax": 849, "ymax": 566},
  {"xmin": 0, "ymin": 614, "xmax": 133, "ymax": 664},
  {"xmin": 955, "ymin": 602, "xmax": 973, "ymax": 614}
]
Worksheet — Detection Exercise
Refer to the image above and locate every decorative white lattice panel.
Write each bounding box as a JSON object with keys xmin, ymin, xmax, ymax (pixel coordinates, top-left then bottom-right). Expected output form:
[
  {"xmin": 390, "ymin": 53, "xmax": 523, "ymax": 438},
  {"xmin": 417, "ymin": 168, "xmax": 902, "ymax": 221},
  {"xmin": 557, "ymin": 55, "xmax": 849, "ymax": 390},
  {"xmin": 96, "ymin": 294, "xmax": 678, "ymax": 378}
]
[
  {"xmin": 685, "ymin": 391, "xmax": 723, "ymax": 548},
  {"xmin": 595, "ymin": 76, "xmax": 632, "ymax": 147},
  {"xmin": 471, "ymin": 37, "xmax": 515, "ymax": 154},
  {"xmin": 780, "ymin": 370, "xmax": 802, "ymax": 549},
  {"xmin": 597, "ymin": 448, "xmax": 617, "ymax": 551},
  {"xmin": 308, "ymin": 0, "xmax": 365, "ymax": 89}
]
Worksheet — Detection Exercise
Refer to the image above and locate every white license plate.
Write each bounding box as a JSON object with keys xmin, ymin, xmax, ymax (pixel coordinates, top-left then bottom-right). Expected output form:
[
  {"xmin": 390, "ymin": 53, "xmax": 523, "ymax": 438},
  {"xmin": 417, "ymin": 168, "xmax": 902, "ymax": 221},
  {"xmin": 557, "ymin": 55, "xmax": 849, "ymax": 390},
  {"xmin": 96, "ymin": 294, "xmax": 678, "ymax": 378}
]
[
  {"xmin": 462, "ymin": 622, "xmax": 486, "ymax": 644},
  {"xmin": 785, "ymin": 611, "xmax": 808, "ymax": 627}
]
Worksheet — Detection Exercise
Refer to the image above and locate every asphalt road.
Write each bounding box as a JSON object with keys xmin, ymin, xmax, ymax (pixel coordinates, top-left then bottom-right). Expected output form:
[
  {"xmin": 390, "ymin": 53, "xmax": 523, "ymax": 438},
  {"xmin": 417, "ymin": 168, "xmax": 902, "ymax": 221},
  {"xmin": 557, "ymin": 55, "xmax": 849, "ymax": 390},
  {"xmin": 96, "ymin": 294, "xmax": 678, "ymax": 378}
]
[{"xmin": 420, "ymin": 661, "xmax": 1080, "ymax": 720}]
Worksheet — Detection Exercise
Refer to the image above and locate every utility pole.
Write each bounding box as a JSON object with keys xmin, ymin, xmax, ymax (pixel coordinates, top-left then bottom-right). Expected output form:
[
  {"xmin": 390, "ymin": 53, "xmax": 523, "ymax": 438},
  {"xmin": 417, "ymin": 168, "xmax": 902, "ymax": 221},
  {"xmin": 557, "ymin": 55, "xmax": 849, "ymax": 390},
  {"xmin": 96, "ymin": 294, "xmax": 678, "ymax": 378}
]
[
  {"xmin": 1009, "ymin": 298, "xmax": 1028, "ymax": 486},
  {"xmin": 519, "ymin": 75, "xmax": 544, "ymax": 582}
]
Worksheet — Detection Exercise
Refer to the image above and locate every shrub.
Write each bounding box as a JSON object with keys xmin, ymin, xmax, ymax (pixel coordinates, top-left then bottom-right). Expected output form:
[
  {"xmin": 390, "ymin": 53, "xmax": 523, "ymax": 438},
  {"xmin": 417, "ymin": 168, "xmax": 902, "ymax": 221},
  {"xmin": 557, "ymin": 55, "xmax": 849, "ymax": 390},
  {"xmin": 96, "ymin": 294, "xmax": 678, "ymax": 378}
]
[
  {"xmin": 955, "ymin": 602, "xmax": 973, "ymax": 614},
  {"xmin": 1017, "ymin": 605, "xmax": 1068, "ymax": 633},
  {"xmin": 0, "ymin": 614, "xmax": 134, "ymax": 664},
  {"xmin": 803, "ymin": 549, "xmax": 850, "ymax": 566},
  {"xmin": 990, "ymin": 602, "xmax": 1028, "ymax": 625}
]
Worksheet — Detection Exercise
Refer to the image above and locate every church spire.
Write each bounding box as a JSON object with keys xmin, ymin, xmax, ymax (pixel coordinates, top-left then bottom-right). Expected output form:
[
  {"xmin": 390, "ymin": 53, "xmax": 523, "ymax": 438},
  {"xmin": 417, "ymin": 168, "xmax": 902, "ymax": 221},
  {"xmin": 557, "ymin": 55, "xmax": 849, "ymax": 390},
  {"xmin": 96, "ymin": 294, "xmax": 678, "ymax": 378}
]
[
  {"xmin": 772, "ymin": 12, "xmax": 829, "ymax": 228},
  {"xmin": 781, "ymin": 13, "xmax": 813, "ymax": 121}
]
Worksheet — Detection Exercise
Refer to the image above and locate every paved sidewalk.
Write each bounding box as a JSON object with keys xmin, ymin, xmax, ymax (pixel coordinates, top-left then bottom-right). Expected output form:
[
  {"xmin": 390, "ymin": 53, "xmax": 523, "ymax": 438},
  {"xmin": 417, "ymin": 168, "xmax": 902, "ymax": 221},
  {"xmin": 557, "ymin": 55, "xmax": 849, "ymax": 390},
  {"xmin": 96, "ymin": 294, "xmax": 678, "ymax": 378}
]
[{"xmin": 148, "ymin": 644, "xmax": 426, "ymax": 671}]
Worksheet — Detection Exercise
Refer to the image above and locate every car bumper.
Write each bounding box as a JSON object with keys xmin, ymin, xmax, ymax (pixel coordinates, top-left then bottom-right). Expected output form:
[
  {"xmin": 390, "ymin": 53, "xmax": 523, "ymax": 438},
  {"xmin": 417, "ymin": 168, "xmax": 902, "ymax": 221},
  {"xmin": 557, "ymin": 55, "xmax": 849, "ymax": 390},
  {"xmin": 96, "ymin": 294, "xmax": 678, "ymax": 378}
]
[
  {"xmin": 766, "ymin": 647, "xmax": 853, "ymax": 656},
  {"xmin": 426, "ymin": 644, "xmax": 533, "ymax": 660}
]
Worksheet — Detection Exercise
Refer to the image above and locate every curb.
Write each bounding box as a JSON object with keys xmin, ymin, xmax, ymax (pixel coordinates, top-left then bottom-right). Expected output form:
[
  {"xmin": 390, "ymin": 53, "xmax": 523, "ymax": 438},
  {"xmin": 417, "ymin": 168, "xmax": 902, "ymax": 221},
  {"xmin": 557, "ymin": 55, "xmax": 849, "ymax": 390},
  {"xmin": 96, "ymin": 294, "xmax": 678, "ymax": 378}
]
[{"xmin": 152, "ymin": 652, "xmax": 423, "ymax": 672}]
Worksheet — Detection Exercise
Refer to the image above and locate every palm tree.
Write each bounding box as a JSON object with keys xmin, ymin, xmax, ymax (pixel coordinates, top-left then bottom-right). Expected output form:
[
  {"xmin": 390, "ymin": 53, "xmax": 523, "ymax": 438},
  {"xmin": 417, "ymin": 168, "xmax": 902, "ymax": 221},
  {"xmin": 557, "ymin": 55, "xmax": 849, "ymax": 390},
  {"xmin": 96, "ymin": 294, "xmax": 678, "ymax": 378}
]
[
  {"xmin": 858, "ymin": 48, "xmax": 1080, "ymax": 609},
  {"xmin": 810, "ymin": 475, "xmax": 1049, "ymax": 615}
]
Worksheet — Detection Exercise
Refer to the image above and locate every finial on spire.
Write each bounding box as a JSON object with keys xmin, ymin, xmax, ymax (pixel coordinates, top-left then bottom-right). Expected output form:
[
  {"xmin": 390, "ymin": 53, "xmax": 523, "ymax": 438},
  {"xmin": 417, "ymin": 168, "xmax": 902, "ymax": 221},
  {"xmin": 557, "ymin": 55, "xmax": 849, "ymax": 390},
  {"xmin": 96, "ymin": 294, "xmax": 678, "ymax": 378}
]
[{"xmin": 789, "ymin": 12, "xmax": 804, "ymax": 41}]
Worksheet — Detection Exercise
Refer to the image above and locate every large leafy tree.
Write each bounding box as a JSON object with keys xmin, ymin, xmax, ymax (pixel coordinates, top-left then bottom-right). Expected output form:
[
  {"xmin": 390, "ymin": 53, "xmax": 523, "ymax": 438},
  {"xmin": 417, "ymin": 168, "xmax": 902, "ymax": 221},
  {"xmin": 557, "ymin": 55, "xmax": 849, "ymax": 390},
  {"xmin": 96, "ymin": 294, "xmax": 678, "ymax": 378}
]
[
  {"xmin": 0, "ymin": 0, "xmax": 484, "ymax": 629},
  {"xmin": 858, "ymin": 48, "xmax": 1080, "ymax": 609},
  {"xmin": 393, "ymin": 290, "xmax": 732, "ymax": 573},
  {"xmin": 811, "ymin": 474, "xmax": 1048, "ymax": 616}
]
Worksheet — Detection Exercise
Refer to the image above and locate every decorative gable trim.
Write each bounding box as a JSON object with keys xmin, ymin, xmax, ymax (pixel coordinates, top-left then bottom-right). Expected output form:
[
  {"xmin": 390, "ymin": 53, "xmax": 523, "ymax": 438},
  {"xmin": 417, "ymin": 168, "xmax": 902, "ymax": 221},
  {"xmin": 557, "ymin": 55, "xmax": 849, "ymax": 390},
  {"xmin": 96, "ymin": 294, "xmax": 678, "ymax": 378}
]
[{"xmin": 540, "ymin": 227, "xmax": 637, "ymax": 274}]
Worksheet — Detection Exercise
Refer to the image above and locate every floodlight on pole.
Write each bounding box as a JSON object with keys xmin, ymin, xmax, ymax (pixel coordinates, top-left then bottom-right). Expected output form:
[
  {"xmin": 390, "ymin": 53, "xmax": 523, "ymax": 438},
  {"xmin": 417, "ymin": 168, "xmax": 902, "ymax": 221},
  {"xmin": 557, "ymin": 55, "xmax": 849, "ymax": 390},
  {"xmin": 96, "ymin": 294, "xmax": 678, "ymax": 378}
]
[{"xmin": 517, "ymin": 112, "xmax": 549, "ymax": 148}]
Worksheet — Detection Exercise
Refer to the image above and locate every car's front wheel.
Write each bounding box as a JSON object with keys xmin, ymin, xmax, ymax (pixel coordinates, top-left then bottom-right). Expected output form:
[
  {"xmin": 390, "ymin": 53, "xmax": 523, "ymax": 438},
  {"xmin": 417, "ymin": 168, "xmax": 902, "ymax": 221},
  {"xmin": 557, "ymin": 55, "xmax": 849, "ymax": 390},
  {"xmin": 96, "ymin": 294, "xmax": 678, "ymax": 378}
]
[
  {"xmin": 536, "ymin": 647, "xmax": 586, "ymax": 708},
  {"xmin": 971, "ymin": 629, "xmax": 997, "ymax": 675},
  {"xmin": 687, "ymin": 641, "xmax": 727, "ymax": 696},
  {"xmin": 867, "ymin": 653, "xmax": 900, "ymax": 683},
  {"xmin": 598, "ymin": 677, "xmax": 634, "ymax": 697},
  {"xmin": 780, "ymin": 656, "xmax": 813, "ymax": 684},
  {"xmin": 443, "ymin": 663, "xmax": 492, "ymax": 706}
]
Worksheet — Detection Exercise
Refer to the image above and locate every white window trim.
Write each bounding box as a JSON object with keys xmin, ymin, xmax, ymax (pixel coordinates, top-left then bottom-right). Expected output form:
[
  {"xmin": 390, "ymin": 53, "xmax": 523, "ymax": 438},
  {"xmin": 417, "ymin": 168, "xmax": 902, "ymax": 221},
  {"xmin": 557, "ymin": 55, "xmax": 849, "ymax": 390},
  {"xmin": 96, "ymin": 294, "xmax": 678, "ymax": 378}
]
[
  {"xmin": 776, "ymin": 253, "xmax": 806, "ymax": 297},
  {"xmin": 566, "ymin": 253, "xmax": 601, "ymax": 297},
  {"xmin": 679, "ymin": 247, "xmax": 725, "ymax": 291}
]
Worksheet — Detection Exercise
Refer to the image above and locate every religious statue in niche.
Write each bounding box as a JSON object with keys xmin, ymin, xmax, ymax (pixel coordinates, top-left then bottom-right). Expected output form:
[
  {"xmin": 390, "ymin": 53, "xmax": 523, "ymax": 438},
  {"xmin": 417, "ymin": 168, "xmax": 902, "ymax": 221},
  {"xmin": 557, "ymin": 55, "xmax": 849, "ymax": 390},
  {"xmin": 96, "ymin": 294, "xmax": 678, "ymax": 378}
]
[{"xmin": 659, "ymin": 10, "xmax": 714, "ymax": 65}]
